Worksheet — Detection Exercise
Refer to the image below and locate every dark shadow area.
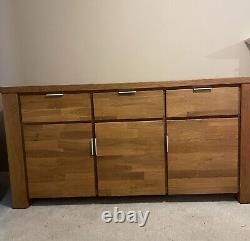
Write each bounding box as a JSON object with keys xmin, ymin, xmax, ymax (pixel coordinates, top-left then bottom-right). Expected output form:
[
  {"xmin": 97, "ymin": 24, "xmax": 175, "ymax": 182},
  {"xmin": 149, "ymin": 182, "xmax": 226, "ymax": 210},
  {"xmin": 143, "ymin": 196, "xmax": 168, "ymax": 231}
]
[
  {"xmin": 245, "ymin": 39, "xmax": 250, "ymax": 51},
  {"xmin": 0, "ymin": 188, "xmax": 11, "ymax": 210},
  {"xmin": 0, "ymin": 173, "xmax": 10, "ymax": 202},
  {"xmin": 30, "ymin": 194, "xmax": 237, "ymax": 207},
  {"xmin": 0, "ymin": 110, "xmax": 8, "ymax": 172},
  {"xmin": 0, "ymin": 109, "xmax": 10, "ymax": 203}
]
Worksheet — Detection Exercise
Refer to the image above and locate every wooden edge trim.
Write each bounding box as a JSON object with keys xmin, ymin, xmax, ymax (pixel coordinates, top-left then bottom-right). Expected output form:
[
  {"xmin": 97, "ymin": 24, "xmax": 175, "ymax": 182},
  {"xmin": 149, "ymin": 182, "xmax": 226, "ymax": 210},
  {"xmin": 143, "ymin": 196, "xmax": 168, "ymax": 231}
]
[
  {"xmin": 167, "ymin": 115, "xmax": 239, "ymax": 121},
  {"xmin": 0, "ymin": 77, "xmax": 247, "ymax": 94},
  {"xmin": 22, "ymin": 120, "xmax": 92, "ymax": 125},
  {"xmin": 95, "ymin": 118, "xmax": 164, "ymax": 123}
]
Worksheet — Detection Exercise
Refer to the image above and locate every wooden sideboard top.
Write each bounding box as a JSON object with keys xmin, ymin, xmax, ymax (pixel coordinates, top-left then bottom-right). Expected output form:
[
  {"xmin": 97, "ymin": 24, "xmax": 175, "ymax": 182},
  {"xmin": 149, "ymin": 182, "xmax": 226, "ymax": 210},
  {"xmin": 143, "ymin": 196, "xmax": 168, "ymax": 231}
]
[{"xmin": 1, "ymin": 77, "xmax": 250, "ymax": 94}]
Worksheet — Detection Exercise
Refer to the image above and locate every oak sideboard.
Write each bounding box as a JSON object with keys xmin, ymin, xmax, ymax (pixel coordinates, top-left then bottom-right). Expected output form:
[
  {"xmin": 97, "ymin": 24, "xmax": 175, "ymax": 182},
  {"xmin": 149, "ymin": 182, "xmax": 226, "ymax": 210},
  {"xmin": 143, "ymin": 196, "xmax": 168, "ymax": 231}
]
[{"xmin": 1, "ymin": 77, "xmax": 250, "ymax": 208}]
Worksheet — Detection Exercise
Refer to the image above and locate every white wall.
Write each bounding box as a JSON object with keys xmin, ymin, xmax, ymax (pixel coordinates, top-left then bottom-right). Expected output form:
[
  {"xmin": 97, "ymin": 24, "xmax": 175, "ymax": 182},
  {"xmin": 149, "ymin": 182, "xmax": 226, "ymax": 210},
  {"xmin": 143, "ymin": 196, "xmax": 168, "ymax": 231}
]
[
  {"xmin": 0, "ymin": 0, "xmax": 21, "ymax": 86},
  {"xmin": 0, "ymin": 0, "xmax": 19, "ymax": 171},
  {"xmin": 6, "ymin": 0, "xmax": 250, "ymax": 86}
]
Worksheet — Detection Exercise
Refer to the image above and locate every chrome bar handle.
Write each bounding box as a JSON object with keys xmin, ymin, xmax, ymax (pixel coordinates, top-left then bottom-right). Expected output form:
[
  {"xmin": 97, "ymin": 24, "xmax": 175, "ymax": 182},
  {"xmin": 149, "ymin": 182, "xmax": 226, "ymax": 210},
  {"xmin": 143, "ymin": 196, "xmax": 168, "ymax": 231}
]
[
  {"xmin": 90, "ymin": 138, "xmax": 97, "ymax": 156},
  {"xmin": 94, "ymin": 138, "xmax": 97, "ymax": 156},
  {"xmin": 166, "ymin": 135, "xmax": 169, "ymax": 153},
  {"xmin": 90, "ymin": 138, "xmax": 94, "ymax": 156},
  {"xmin": 193, "ymin": 88, "xmax": 212, "ymax": 93},
  {"xmin": 45, "ymin": 93, "xmax": 64, "ymax": 97},
  {"xmin": 118, "ymin": 90, "xmax": 137, "ymax": 95}
]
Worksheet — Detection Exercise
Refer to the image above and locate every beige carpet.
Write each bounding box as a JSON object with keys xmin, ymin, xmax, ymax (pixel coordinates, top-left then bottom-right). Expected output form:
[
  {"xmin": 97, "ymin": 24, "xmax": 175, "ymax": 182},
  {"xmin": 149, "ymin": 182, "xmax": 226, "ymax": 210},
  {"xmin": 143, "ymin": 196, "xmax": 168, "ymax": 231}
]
[{"xmin": 1, "ymin": 191, "xmax": 250, "ymax": 241}]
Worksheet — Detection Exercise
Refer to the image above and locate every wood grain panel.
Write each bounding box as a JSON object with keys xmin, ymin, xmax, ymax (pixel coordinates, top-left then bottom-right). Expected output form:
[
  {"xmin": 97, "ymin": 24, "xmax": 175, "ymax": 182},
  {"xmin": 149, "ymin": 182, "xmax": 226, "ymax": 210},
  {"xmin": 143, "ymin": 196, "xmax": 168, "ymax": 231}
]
[
  {"xmin": 96, "ymin": 121, "xmax": 165, "ymax": 196},
  {"xmin": 168, "ymin": 118, "xmax": 239, "ymax": 194},
  {"xmin": 240, "ymin": 84, "xmax": 250, "ymax": 203},
  {"xmin": 94, "ymin": 91, "xmax": 164, "ymax": 120},
  {"xmin": 24, "ymin": 123, "xmax": 95, "ymax": 198},
  {"xmin": 2, "ymin": 94, "xmax": 29, "ymax": 208},
  {"xmin": 167, "ymin": 87, "xmax": 239, "ymax": 118},
  {"xmin": 20, "ymin": 93, "xmax": 91, "ymax": 123}
]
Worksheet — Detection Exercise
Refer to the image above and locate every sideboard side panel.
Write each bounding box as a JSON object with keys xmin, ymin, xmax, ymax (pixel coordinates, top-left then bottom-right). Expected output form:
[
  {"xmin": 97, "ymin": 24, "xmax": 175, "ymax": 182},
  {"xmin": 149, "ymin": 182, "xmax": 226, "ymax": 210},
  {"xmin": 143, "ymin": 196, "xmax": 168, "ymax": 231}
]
[
  {"xmin": 2, "ymin": 94, "xmax": 29, "ymax": 208},
  {"xmin": 240, "ymin": 84, "xmax": 250, "ymax": 203}
]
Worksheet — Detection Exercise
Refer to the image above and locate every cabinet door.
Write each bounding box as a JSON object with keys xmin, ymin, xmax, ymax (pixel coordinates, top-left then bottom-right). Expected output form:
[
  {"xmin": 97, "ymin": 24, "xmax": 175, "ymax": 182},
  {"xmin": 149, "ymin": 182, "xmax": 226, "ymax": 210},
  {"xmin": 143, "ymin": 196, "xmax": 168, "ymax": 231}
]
[
  {"xmin": 24, "ymin": 123, "xmax": 95, "ymax": 198},
  {"xmin": 168, "ymin": 118, "xmax": 238, "ymax": 194},
  {"xmin": 96, "ymin": 121, "xmax": 166, "ymax": 196}
]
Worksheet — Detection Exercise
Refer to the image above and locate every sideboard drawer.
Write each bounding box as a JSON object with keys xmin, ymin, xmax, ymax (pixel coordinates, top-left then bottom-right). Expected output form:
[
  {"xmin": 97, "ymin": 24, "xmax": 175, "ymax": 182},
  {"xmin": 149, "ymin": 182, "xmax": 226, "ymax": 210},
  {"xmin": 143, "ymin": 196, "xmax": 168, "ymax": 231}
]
[
  {"xmin": 20, "ymin": 93, "xmax": 91, "ymax": 123},
  {"xmin": 167, "ymin": 87, "xmax": 239, "ymax": 118},
  {"xmin": 94, "ymin": 90, "xmax": 164, "ymax": 120}
]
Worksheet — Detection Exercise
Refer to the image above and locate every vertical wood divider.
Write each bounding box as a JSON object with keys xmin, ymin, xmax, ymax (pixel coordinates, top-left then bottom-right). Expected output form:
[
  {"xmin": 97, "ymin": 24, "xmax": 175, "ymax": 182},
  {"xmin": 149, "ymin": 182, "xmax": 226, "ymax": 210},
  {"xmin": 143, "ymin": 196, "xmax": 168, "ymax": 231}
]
[
  {"xmin": 90, "ymin": 92, "xmax": 99, "ymax": 196},
  {"xmin": 2, "ymin": 94, "xmax": 29, "ymax": 208},
  {"xmin": 238, "ymin": 86, "xmax": 242, "ymax": 199},
  {"xmin": 164, "ymin": 90, "xmax": 168, "ymax": 195},
  {"xmin": 239, "ymin": 84, "xmax": 250, "ymax": 203}
]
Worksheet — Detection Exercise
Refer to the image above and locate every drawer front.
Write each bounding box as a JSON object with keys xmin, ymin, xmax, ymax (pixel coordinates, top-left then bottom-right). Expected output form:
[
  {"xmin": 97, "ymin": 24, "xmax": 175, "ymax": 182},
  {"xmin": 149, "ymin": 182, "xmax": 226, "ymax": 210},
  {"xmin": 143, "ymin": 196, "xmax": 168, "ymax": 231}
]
[
  {"xmin": 168, "ymin": 118, "xmax": 239, "ymax": 195},
  {"xmin": 24, "ymin": 123, "xmax": 95, "ymax": 198},
  {"xmin": 94, "ymin": 90, "xmax": 164, "ymax": 120},
  {"xmin": 96, "ymin": 121, "xmax": 166, "ymax": 196},
  {"xmin": 20, "ymin": 93, "xmax": 91, "ymax": 123},
  {"xmin": 167, "ymin": 87, "xmax": 239, "ymax": 118}
]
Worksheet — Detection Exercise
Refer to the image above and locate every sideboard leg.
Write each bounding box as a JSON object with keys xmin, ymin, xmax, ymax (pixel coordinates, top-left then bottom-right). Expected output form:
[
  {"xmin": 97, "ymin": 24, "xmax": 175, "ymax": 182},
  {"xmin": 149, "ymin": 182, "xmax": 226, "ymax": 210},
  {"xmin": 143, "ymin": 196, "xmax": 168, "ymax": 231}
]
[
  {"xmin": 239, "ymin": 84, "xmax": 250, "ymax": 204},
  {"xmin": 2, "ymin": 94, "xmax": 30, "ymax": 208}
]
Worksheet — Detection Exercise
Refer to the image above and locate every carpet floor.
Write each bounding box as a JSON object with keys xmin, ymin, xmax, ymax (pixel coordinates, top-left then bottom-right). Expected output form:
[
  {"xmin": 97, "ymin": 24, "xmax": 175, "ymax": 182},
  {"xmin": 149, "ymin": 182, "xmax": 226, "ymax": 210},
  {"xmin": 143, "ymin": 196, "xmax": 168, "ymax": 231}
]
[{"xmin": 1, "ymin": 190, "xmax": 250, "ymax": 241}]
